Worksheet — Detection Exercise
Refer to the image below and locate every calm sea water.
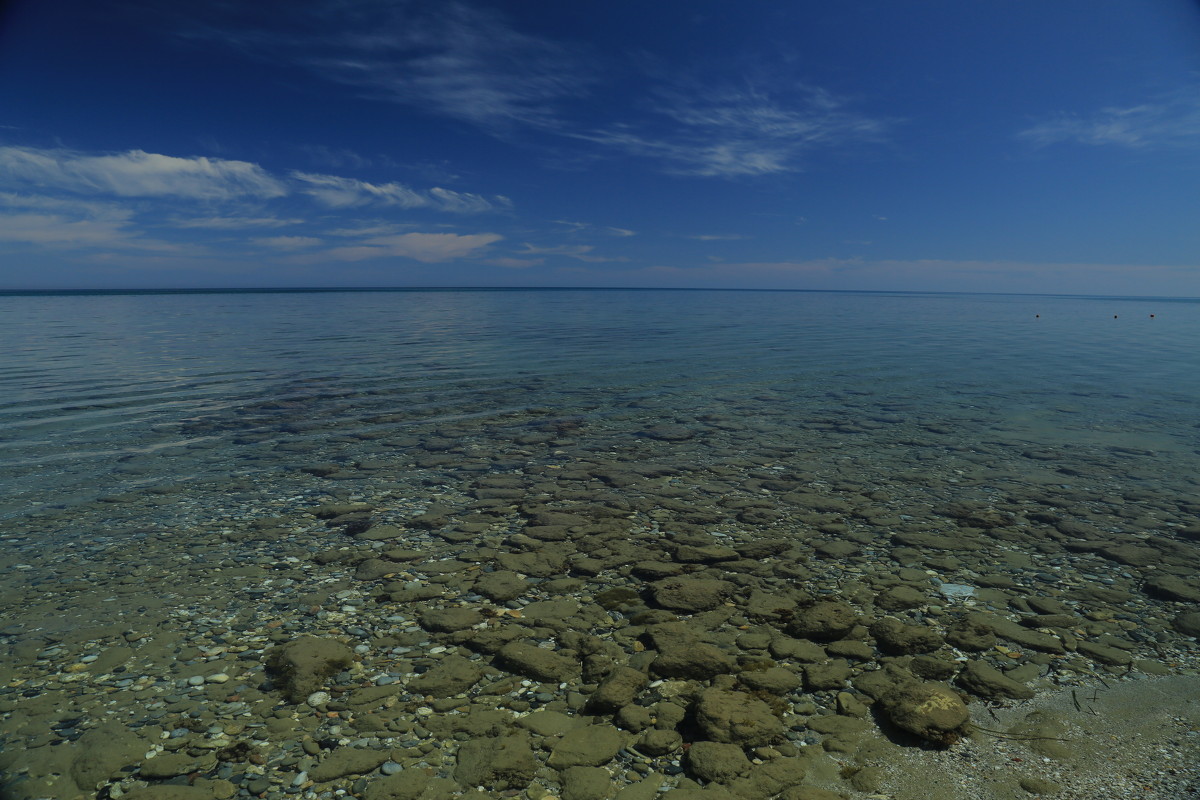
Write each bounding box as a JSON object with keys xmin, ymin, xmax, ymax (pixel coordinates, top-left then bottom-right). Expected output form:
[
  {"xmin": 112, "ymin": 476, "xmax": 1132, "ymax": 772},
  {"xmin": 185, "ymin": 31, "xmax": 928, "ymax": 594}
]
[{"xmin": 1, "ymin": 288, "xmax": 1197, "ymax": 529}]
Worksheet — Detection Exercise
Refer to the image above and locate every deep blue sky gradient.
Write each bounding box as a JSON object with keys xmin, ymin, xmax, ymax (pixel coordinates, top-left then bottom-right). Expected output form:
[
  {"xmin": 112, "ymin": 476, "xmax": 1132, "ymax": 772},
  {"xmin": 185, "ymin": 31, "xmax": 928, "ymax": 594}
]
[{"xmin": 2, "ymin": 1, "xmax": 1199, "ymax": 293}]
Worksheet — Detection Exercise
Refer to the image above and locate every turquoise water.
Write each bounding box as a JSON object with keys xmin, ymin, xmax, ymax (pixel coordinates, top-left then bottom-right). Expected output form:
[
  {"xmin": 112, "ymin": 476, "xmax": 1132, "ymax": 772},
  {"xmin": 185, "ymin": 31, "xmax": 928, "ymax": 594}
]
[{"xmin": 0, "ymin": 288, "xmax": 1197, "ymax": 528}]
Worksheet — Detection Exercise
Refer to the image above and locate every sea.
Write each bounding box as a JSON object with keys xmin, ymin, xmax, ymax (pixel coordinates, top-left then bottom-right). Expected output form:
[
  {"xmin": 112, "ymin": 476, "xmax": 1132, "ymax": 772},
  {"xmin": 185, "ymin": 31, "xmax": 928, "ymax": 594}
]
[
  {"xmin": 1, "ymin": 288, "xmax": 1197, "ymax": 527},
  {"xmin": 2, "ymin": 287, "xmax": 1199, "ymax": 799}
]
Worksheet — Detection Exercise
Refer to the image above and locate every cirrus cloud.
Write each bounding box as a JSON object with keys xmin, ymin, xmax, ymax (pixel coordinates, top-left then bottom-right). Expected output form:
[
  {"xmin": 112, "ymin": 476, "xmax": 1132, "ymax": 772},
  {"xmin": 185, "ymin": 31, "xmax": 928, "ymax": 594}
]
[
  {"xmin": 320, "ymin": 231, "xmax": 503, "ymax": 263},
  {"xmin": 0, "ymin": 145, "xmax": 286, "ymax": 200}
]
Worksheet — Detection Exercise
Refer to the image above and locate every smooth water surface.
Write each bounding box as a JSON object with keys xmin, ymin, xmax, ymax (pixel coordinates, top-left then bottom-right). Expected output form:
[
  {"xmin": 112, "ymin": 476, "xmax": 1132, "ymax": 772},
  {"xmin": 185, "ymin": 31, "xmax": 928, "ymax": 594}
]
[{"xmin": 1, "ymin": 289, "xmax": 1197, "ymax": 530}]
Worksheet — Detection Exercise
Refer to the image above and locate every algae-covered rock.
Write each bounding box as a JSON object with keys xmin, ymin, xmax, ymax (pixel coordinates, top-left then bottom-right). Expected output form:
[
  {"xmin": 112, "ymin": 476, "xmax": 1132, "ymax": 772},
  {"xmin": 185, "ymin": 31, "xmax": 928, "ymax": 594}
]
[
  {"xmin": 1173, "ymin": 611, "xmax": 1200, "ymax": 637},
  {"xmin": 652, "ymin": 577, "xmax": 735, "ymax": 612},
  {"xmin": 362, "ymin": 769, "xmax": 431, "ymax": 800},
  {"xmin": 266, "ymin": 636, "xmax": 355, "ymax": 703},
  {"xmin": 454, "ymin": 732, "xmax": 537, "ymax": 789},
  {"xmin": 739, "ymin": 665, "xmax": 801, "ymax": 694},
  {"xmin": 957, "ymin": 660, "xmax": 1035, "ymax": 700},
  {"xmin": 945, "ymin": 615, "xmax": 997, "ymax": 651},
  {"xmin": 588, "ymin": 666, "xmax": 648, "ymax": 712},
  {"xmin": 636, "ymin": 728, "xmax": 683, "ymax": 756},
  {"xmin": 685, "ymin": 741, "xmax": 751, "ymax": 783},
  {"xmin": 693, "ymin": 688, "xmax": 785, "ymax": 747},
  {"xmin": 875, "ymin": 585, "xmax": 928, "ymax": 611},
  {"xmin": 548, "ymin": 725, "xmax": 624, "ymax": 768},
  {"xmin": 309, "ymin": 748, "xmax": 391, "ymax": 782},
  {"xmin": 785, "ymin": 601, "xmax": 858, "ymax": 642},
  {"xmin": 877, "ymin": 681, "xmax": 970, "ymax": 745},
  {"xmin": 474, "ymin": 570, "xmax": 528, "ymax": 602},
  {"xmin": 409, "ymin": 655, "xmax": 484, "ymax": 697},
  {"xmin": 562, "ymin": 766, "xmax": 612, "ymax": 800},
  {"xmin": 646, "ymin": 623, "xmax": 736, "ymax": 680},
  {"xmin": 496, "ymin": 641, "xmax": 579, "ymax": 682},
  {"xmin": 71, "ymin": 721, "xmax": 147, "ymax": 790},
  {"xmin": 419, "ymin": 607, "xmax": 484, "ymax": 633},
  {"xmin": 870, "ymin": 617, "xmax": 944, "ymax": 655}
]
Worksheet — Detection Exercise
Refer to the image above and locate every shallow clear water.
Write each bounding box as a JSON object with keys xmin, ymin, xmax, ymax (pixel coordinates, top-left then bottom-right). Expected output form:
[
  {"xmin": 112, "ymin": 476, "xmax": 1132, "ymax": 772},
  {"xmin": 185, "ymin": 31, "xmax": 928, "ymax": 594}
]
[{"xmin": 1, "ymin": 288, "xmax": 1197, "ymax": 529}]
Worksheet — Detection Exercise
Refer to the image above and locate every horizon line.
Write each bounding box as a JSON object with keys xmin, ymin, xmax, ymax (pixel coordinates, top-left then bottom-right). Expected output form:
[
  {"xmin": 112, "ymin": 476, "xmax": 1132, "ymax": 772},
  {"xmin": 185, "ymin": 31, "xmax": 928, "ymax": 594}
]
[{"xmin": 0, "ymin": 285, "xmax": 1197, "ymax": 302}]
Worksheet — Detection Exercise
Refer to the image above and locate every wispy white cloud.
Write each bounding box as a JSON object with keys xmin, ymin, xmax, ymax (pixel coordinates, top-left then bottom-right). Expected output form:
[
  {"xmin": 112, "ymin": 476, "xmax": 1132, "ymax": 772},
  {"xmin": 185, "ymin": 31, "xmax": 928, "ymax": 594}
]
[
  {"xmin": 171, "ymin": 215, "xmax": 304, "ymax": 229},
  {"xmin": 516, "ymin": 242, "xmax": 626, "ymax": 263},
  {"xmin": 252, "ymin": 235, "xmax": 322, "ymax": 249},
  {"xmin": 0, "ymin": 145, "xmax": 286, "ymax": 200},
  {"xmin": 291, "ymin": 171, "xmax": 511, "ymax": 212},
  {"xmin": 552, "ymin": 220, "xmax": 636, "ymax": 237},
  {"xmin": 484, "ymin": 256, "xmax": 543, "ymax": 269},
  {"xmin": 1019, "ymin": 88, "xmax": 1200, "ymax": 148},
  {"xmin": 0, "ymin": 194, "xmax": 178, "ymax": 251},
  {"xmin": 317, "ymin": 231, "xmax": 503, "ymax": 263},
  {"xmin": 577, "ymin": 85, "xmax": 888, "ymax": 177},
  {"xmin": 189, "ymin": 1, "xmax": 582, "ymax": 131},
  {"xmin": 687, "ymin": 233, "xmax": 746, "ymax": 241}
]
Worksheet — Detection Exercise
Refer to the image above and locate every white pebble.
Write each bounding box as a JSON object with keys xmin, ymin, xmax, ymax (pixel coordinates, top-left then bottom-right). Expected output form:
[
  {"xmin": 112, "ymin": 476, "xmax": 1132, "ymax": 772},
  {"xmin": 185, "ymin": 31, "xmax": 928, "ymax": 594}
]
[
  {"xmin": 206, "ymin": 673, "xmax": 230, "ymax": 684},
  {"xmin": 306, "ymin": 691, "xmax": 331, "ymax": 707}
]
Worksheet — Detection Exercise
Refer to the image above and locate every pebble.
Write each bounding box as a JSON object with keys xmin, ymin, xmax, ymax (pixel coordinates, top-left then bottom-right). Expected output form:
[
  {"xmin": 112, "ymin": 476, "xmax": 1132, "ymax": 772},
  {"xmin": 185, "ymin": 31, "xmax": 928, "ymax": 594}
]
[
  {"xmin": 380, "ymin": 761, "xmax": 403, "ymax": 775},
  {"xmin": 206, "ymin": 673, "xmax": 230, "ymax": 683},
  {"xmin": 306, "ymin": 691, "xmax": 331, "ymax": 707}
]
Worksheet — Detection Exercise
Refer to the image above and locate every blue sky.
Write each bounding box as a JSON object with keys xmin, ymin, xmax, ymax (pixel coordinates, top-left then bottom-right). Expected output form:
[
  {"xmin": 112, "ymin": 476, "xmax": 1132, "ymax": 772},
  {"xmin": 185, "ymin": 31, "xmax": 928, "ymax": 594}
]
[{"xmin": 1, "ymin": 1, "xmax": 1199, "ymax": 294}]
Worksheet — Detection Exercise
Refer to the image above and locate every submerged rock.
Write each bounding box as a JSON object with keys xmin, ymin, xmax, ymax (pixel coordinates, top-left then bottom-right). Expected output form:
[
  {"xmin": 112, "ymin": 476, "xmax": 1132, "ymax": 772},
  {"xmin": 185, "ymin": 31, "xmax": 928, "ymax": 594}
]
[
  {"xmin": 266, "ymin": 636, "xmax": 355, "ymax": 704},
  {"xmin": 877, "ymin": 681, "xmax": 970, "ymax": 746},
  {"xmin": 785, "ymin": 601, "xmax": 858, "ymax": 642},
  {"xmin": 685, "ymin": 741, "xmax": 752, "ymax": 783},
  {"xmin": 454, "ymin": 733, "xmax": 537, "ymax": 790},
  {"xmin": 693, "ymin": 688, "xmax": 785, "ymax": 747},
  {"xmin": 956, "ymin": 660, "xmax": 1035, "ymax": 700},
  {"xmin": 652, "ymin": 576, "xmax": 735, "ymax": 612}
]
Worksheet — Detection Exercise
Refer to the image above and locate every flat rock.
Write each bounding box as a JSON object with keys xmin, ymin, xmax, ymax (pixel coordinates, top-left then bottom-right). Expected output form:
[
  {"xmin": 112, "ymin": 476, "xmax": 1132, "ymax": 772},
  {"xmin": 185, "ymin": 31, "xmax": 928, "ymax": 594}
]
[
  {"xmin": 875, "ymin": 585, "xmax": 927, "ymax": 611},
  {"xmin": 877, "ymin": 681, "xmax": 970, "ymax": 746},
  {"xmin": 642, "ymin": 424, "xmax": 695, "ymax": 441},
  {"xmin": 309, "ymin": 748, "xmax": 391, "ymax": 782},
  {"xmin": 420, "ymin": 607, "xmax": 485, "ymax": 633},
  {"xmin": 804, "ymin": 659, "xmax": 851, "ymax": 690},
  {"xmin": 362, "ymin": 769, "xmax": 431, "ymax": 800},
  {"xmin": 769, "ymin": 637, "xmax": 826, "ymax": 663},
  {"xmin": 588, "ymin": 666, "xmax": 648, "ymax": 713},
  {"xmin": 871, "ymin": 617, "xmax": 944, "ymax": 655},
  {"xmin": 496, "ymin": 641, "xmax": 579, "ymax": 682},
  {"xmin": 1173, "ymin": 612, "xmax": 1200, "ymax": 637},
  {"xmin": 693, "ymin": 688, "xmax": 785, "ymax": 746},
  {"xmin": 685, "ymin": 741, "xmax": 751, "ymax": 783},
  {"xmin": 266, "ymin": 636, "xmax": 355, "ymax": 704},
  {"xmin": 957, "ymin": 660, "xmax": 1034, "ymax": 700},
  {"xmin": 646, "ymin": 623, "xmax": 735, "ymax": 680},
  {"xmin": 409, "ymin": 655, "xmax": 484, "ymax": 698},
  {"xmin": 454, "ymin": 733, "xmax": 537, "ymax": 790},
  {"xmin": 562, "ymin": 766, "xmax": 612, "ymax": 800},
  {"xmin": 1144, "ymin": 575, "xmax": 1200, "ymax": 603},
  {"xmin": 738, "ymin": 666, "xmax": 801, "ymax": 694},
  {"xmin": 1076, "ymin": 640, "xmax": 1133, "ymax": 666},
  {"xmin": 652, "ymin": 577, "xmax": 735, "ymax": 612},
  {"xmin": 474, "ymin": 571, "xmax": 528, "ymax": 602},
  {"xmin": 785, "ymin": 601, "xmax": 858, "ymax": 642},
  {"xmin": 547, "ymin": 725, "xmax": 624, "ymax": 769}
]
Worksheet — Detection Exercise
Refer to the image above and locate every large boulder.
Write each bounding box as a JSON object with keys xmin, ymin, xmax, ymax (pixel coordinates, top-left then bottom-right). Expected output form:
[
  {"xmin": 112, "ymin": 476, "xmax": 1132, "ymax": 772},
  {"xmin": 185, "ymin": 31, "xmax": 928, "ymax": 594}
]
[
  {"xmin": 685, "ymin": 741, "xmax": 752, "ymax": 783},
  {"xmin": 693, "ymin": 689, "xmax": 784, "ymax": 747},
  {"xmin": 877, "ymin": 681, "xmax": 970, "ymax": 746}
]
